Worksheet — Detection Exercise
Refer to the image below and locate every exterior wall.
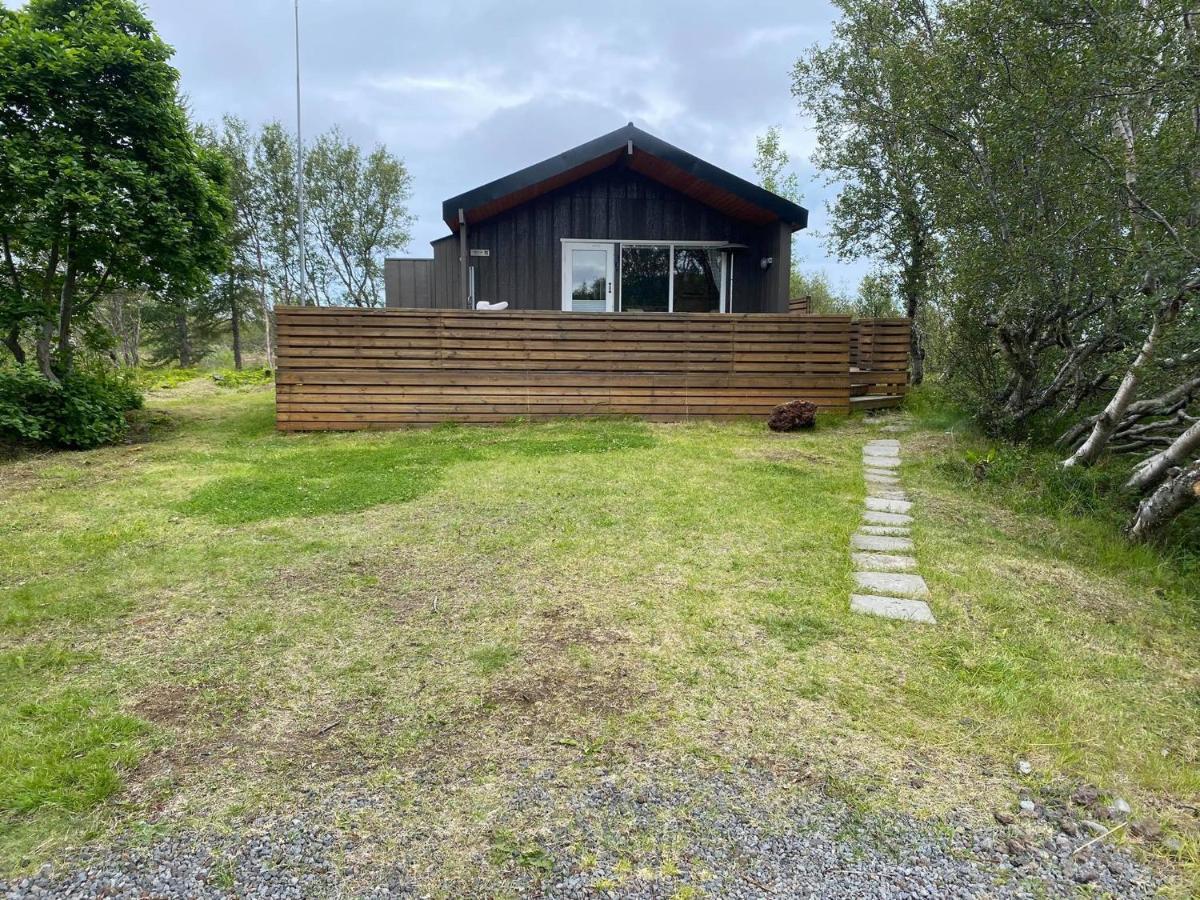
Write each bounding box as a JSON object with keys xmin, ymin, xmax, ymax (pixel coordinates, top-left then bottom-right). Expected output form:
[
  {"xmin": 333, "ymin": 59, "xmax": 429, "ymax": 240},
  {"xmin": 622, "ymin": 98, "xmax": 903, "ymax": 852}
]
[
  {"xmin": 384, "ymin": 258, "xmax": 435, "ymax": 308},
  {"xmin": 414, "ymin": 165, "xmax": 794, "ymax": 313}
]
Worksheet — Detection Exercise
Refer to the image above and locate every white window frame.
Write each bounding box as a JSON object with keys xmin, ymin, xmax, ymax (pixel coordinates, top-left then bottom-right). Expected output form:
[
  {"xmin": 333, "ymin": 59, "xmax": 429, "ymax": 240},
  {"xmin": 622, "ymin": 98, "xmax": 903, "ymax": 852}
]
[{"xmin": 561, "ymin": 241, "xmax": 615, "ymax": 311}]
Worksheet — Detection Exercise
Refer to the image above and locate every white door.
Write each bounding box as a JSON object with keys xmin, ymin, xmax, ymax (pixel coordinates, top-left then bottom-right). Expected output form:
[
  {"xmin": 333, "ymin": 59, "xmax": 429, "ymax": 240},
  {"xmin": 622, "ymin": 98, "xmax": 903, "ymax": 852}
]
[{"xmin": 562, "ymin": 242, "xmax": 614, "ymax": 311}]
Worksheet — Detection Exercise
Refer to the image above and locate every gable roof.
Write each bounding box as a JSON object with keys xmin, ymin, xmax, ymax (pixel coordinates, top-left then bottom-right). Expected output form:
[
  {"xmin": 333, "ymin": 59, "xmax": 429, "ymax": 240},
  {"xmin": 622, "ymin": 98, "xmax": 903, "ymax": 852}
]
[{"xmin": 441, "ymin": 123, "xmax": 809, "ymax": 233}]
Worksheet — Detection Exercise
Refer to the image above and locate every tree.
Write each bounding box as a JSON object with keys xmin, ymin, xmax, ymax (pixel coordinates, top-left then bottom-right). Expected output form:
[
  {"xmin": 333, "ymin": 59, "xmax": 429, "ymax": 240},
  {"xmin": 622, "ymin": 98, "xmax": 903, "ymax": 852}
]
[
  {"xmin": 752, "ymin": 125, "xmax": 801, "ymax": 204},
  {"xmin": 790, "ymin": 269, "xmax": 853, "ymax": 314},
  {"xmin": 854, "ymin": 270, "xmax": 900, "ymax": 318},
  {"xmin": 0, "ymin": 0, "xmax": 230, "ymax": 380},
  {"xmin": 216, "ymin": 116, "xmax": 275, "ymax": 368},
  {"xmin": 304, "ymin": 127, "xmax": 414, "ymax": 308},
  {"xmin": 792, "ymin": 1, "xmax": 937, "ymax": 383},
  {"xmin": 799, "ymin": 0, "xmax": 1199, "ymax": 536}
]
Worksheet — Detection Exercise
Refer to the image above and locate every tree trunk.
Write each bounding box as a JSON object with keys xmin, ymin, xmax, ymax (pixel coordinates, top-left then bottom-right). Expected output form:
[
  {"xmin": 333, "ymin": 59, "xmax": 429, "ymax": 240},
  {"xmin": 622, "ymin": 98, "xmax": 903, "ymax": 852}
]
[
  {"xmin": 56, "ymin": 254, "xmax": 78, "ymax": 374},
  {"xmin": 176, "ymin": 308, "xmax": 193, "ymax": 368},
  {"xmin": 1062, "ymin": 312, "xmax": 1163, "ymax": 468},
  {"xmin": 1126, "ymin": 419, "xmax": 1200, "ymax": 494},
  {"xmin": 230, "ymin": 287, "xmax": 243, "ymax": 370},
  {"xmin": 1127, "ymin": 459, "xmax": 1200, "ymax": 540},
  {"xmin": 900, "ymin": 204, "xmax": 927, "ymax": 385},
  {"xmin": 3, "ymin": 322, "xmax": 24, "ymax": 365},
  {"xmin": 129, "ymin": 300, "xmax": 141, "ymax": 368},
  {"xmin": 36, "ymin": 320, "xmax": 57, "ymax": 382}
]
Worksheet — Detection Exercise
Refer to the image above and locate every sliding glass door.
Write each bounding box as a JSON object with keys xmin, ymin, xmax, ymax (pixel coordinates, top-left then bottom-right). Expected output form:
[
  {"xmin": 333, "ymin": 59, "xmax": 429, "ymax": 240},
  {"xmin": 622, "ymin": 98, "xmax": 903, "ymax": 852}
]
[
  {"xmin": 562, "ymin": 241, "xmax": 729, "ymax": 313},
  {"xmin": 619, "ymin": 243, "xmax": 726, "ymax": 313}
]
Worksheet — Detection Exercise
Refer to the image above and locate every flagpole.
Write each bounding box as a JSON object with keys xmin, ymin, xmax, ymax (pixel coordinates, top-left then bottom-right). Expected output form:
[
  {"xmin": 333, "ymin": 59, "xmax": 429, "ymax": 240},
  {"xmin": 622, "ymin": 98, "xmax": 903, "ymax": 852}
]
[{"xmin": 293, "ymin": 0, "xmax": 307, "ymax": 305}]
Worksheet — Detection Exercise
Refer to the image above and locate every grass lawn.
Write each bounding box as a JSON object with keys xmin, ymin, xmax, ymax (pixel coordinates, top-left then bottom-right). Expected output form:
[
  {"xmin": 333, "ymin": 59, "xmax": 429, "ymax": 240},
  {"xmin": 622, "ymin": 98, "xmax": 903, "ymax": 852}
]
[{"xmin": 1, "ymin": 378, "xmax": 1197, "ymax": 892}]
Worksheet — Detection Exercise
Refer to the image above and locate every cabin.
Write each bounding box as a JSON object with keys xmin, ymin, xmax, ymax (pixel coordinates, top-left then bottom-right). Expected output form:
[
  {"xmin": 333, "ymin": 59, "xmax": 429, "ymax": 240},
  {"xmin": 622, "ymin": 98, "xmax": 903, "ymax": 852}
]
[
  {"xmin": 274, "ymin": 126, "xmax": 910, "ymax": 431},
  {"xmin": 384, "ymin": 123, "xmax": 808, "ymax": 314}
]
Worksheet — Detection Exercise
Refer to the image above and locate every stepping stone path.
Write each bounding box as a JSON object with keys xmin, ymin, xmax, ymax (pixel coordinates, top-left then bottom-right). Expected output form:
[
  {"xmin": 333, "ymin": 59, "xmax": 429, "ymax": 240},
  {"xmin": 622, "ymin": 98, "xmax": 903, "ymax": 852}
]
[{"xmin": 850, "ymin": 437, "xmax": 936, "ymax": 625}]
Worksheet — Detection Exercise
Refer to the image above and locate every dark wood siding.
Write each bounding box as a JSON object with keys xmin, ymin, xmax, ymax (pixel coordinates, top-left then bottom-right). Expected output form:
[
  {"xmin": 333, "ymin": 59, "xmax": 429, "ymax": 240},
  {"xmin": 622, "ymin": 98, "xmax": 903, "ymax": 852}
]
[
  {"xmin": 415, "ymin": 163, "xmax": 791, "ymax": 313},
  {"xmin": 384, "ymin": 258, "xmax": 435, "ymax": 308}
]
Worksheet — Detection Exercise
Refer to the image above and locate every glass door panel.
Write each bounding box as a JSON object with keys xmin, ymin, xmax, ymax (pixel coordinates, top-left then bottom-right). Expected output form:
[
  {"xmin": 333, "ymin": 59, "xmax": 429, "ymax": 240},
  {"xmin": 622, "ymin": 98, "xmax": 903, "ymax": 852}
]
[{"xmin": 562, "ymin": 243, "xmax": 613, "ymax": 311}]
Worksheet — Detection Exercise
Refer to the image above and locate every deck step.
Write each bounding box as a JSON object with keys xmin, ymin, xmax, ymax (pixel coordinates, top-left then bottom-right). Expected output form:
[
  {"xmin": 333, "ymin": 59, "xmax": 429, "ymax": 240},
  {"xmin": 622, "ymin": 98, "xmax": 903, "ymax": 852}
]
[{"xmin": 851, "ymin": 394, "xmax": 905, "ymax": 410}]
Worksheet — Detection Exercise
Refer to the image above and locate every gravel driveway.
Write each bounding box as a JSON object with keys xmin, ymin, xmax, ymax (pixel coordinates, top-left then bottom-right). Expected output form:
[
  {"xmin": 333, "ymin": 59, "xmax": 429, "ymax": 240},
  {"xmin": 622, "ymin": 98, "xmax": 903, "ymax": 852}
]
[{"xmin": 1, "ymin": 764, "xmax": 1162, "ymax": 898}]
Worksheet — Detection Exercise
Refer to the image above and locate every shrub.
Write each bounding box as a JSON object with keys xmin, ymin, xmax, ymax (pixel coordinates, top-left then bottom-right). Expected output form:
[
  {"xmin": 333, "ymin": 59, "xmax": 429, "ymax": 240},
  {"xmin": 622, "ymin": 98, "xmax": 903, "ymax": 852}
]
[
  {"xmin": 211, "ymin": 367, "xmax": 273, "ymax": 388},
  {"xmin": 0, "ymin": 367, "xmax": 143, "ymax": 450},
  {"xmin": 767, "ymin": 400, "xmax": 818, "ymax": 432}
]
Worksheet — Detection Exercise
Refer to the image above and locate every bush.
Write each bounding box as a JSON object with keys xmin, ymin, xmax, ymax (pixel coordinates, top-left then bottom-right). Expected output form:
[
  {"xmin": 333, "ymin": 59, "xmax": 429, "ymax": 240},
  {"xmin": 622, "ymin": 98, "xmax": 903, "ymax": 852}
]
[
  {"xmin": 0, "ymin": 367, "xmax": 143, "ymax": 449},
  {"xmin": 211, "ymin": 367, "xmax": 273, "ymax": 388}
]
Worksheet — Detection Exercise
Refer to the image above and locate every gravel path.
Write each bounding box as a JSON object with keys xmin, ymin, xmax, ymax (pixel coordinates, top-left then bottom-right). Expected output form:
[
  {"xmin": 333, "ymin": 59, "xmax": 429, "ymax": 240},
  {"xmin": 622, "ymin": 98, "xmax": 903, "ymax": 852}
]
[{"xmin": 1, "ymin": 764, "xmax": 1162, "ymax": 898}]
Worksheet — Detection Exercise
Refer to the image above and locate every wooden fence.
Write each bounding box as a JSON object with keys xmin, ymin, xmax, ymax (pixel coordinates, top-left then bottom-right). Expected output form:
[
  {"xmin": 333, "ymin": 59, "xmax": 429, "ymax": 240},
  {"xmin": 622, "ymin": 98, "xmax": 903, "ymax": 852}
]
[
  {"xmin": 849, "ymin": 318, "xmax": 911, "ymax": 409},
  {"xmin": 274, "ymin": 307, "xmax": 854, "ymax": 430}
]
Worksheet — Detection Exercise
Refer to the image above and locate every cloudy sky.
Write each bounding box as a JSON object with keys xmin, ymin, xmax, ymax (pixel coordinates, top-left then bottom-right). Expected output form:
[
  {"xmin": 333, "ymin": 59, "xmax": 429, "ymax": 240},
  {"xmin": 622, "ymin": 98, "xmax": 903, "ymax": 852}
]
[{"xmin": 127, "ymin": 0, "xmax": 869, "ymax": 292}]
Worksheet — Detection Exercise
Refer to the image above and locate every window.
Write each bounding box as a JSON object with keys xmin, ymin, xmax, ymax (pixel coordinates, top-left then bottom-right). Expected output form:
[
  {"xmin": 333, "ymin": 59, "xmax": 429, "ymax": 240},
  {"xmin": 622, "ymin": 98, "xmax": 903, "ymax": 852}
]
[
  {"xmin": 673, "ymin": 248, "xmax": 723, "ymax": 313},
  {"xmin": 617, "ymin": 243, "xmax": 727, "ymax": 313},
  {"xmin": 620, "ymin": 246, "xmax": 670, "ymax": 312}
]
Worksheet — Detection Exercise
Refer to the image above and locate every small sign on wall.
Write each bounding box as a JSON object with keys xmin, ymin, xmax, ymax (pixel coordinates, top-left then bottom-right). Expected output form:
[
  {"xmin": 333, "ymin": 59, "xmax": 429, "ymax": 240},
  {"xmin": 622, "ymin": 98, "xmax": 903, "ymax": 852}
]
[{"xmin": 470, "ymin": 248, "xmax": 490, "ymax": 257}]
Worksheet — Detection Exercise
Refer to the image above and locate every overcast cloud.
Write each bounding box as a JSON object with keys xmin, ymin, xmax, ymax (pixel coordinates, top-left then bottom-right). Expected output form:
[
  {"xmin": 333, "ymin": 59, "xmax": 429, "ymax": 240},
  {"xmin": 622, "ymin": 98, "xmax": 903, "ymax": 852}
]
[{"xmin": 29, "ymin": 0, "xmax": 874, "ymax": 292}]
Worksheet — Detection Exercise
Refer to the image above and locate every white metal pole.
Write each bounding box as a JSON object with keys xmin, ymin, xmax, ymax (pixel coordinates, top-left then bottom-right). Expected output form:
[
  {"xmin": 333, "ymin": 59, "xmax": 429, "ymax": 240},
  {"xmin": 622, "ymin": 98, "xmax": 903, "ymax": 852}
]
[{"xmin": 293, "ymin": 0, "xmax": 307, "ymax": 305}]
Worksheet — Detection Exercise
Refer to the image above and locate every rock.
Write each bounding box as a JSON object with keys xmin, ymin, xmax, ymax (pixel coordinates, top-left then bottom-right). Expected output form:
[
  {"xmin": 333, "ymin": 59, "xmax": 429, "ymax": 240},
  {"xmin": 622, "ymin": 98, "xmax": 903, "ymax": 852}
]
[
  {"xmin": 1018, "ymin": 800, "xmax": 1036, "ymax": 813},
  {"xmin": 1108, "ymin": 797, "xmax": 1131, "ymax": 819},
  {"xmin": 993, "ymin": 810, "xmax": 1016, "ymax": 826},
  {"xmin": 1004, "ymin": 837, "xmax": 1031, "ymax": 856},
  {"xmin": 1082, "ymin": 820, "xmax": 1109, "ymax": 837},
  {"xmin": 1072, "ymin": 784, "xmax": 1100, "ymax": 807},
  {"xmin": 1059, "ymin": 819, "xmax": 1079, "ymax": 837},
  {"xmin": 767, "ymin": 400, "xmax": 817, "ymax": 432},
  {"xmin": 850, "ymin": 593, "xmax": 936, "ymax": 624},
  {"xmin": 1016, "ymin": 760, "xmax": 1032, "ymax": 776},
  {"xmin": 853, "ymin": 571, "xmax": 930, "ymax": 599},
  {"xmin": 1073, "ymin": 867, "xmax": 1100, "ymax": 884},
  {"xmin": 1129, "ymin": 819, "xmax": 1161, "ymax": 841}
]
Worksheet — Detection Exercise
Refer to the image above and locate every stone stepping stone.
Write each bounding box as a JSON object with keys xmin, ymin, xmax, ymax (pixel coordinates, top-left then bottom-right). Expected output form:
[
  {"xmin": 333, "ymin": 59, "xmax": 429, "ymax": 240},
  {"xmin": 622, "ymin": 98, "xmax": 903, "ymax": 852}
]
[
  {"xmin": 870, "ymin": 489, "xmax": 909, "ymax": 501},
  {"xmin": 882, "ymin": 425, "xmax": 909, "ymax": 432},
  {"xmin": 866, "ymin": 497, "xmax": 912, "ymax": 514},
  {"xmin": 860, "ymin": 525, "xmax": 910, "ymax": 537},
  {"xmin": 864, "ymin": 509, "xmax": 911, "ymax": 526},
  {"xmin": 863, "ymin": 456, "xmax": 901, "ymax": 469},
  {"xmin": 865, "ymin": 444, "xmax": 900, "ymax": 454},
  {"xmin": 854, "ymin": 571, "xmax": 930, "ymax": 598},
  {"xmin": 866, "ymin": 439, "xmax": 900, "ymax": 447},
  {"xmin": 851, "ymin": 533, "xmax": 913, "ymax": 552},
  {"xmin": 851, "ymin": 594, "xmax": 936, "ymax": 624},
  {"xmin": 865, "ymin": 473, "xmax": 901, "ymax": 485},
  {"xmin": 864, "ymin": 465, "xmax": 902, "ymax": 480},
  {"xmin": 852, "ymin": 552, "xmax": 917, "ymax": 572}
]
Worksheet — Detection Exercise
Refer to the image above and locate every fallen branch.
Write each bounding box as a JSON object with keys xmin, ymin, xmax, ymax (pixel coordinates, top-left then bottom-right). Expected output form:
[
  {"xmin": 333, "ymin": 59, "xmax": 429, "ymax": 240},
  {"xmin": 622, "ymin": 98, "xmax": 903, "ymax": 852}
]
[{"xmin": 1127, "ymin": 458, "xmax": 1200, "ymax": 539}]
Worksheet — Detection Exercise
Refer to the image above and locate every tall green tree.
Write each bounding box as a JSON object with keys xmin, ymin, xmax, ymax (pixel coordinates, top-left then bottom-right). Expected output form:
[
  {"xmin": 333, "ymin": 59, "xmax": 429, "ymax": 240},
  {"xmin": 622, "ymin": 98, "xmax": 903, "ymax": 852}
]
[
  {"xmin": 792, "ymin": 1, "xmax": 937, "ymax": 383},
  {"xmin": 0, "ymin": 0, "xmax": 230, "ymax": 380},
  {"xmin": 752, "ymin": 125, "xmax": 801, "ymax": 204},
  {"xmin": 304, "ymin": 127, "xmax": 414, "ymax": 308},
  {"xmin": 799, "ymin": 0, "xmax": 1199, "ymax": 536}
]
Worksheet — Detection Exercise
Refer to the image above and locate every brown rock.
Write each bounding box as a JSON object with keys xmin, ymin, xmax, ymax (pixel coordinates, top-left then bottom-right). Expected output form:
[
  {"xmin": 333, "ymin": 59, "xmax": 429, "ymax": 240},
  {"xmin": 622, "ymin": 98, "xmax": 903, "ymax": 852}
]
[
  {"xmin": 1130, "ymin": 819, "xmax": 1161, "ymax": 841},
  {"xmin": 994, "ymin": 810, "xmax": 1016, "ymax": 826}
]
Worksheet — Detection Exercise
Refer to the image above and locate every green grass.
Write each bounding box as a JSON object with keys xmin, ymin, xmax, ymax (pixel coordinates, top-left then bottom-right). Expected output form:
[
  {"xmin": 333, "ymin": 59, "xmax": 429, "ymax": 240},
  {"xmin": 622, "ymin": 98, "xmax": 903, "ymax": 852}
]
[{"xmin": 0, "ymin": 377, "xmax": 1197, "ymax": 892}]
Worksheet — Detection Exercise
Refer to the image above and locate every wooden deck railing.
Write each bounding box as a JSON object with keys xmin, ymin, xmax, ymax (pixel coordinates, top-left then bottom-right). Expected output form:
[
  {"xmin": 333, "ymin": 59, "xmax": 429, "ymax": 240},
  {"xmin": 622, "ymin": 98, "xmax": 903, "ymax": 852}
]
[
  {"xmin": 849, "ymin": 318, "xmax": 911, "ymax": 409},
  {"xmin": 274, "ymin": 307, "xmax": 855, "ymax": 430}
]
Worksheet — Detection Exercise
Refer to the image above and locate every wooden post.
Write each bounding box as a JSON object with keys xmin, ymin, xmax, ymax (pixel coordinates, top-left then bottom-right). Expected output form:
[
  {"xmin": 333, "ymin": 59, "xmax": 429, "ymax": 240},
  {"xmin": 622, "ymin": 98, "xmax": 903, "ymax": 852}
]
[{"xmin": 458, "ymin": 207, "xmax": 469, "ymax": 309}]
